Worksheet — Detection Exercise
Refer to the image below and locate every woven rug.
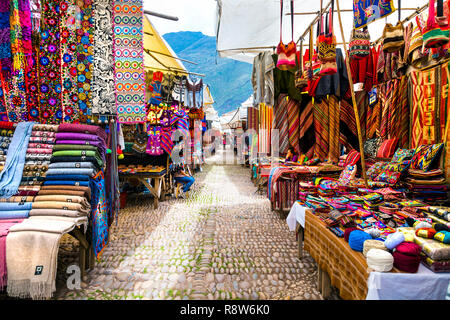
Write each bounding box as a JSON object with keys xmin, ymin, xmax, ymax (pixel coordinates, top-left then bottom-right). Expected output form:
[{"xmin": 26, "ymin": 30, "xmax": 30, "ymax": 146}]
[
  {"xmin": 339, "ymin": 98, "xmax": 359, "ymax": 151},
  {"xmin": 38, "ymin": 0, "xmax": 62, "ymax": 124},
  {"xmin": 287, "ymin": 98, "xmax": 300, "ymax": 154},
  {"xmin": 313, "ymin": 98, "xmax": 330, "ymax": 161},
  {"xmin": 60, "ymin": 0, "xmax": 79, "ymax": 123},
  {"xmin": 113, "ymin": 0, "xmax": 145, "ymax": 123},
  {"xmin": 92, "ymin": 0, "xmax": 115, "ymax": 117},
  {"xmin": 76, "ymin": 0, "xmax": 94, "ymax": 123},
  {"xmin": 328, "ymin": 95, "xmax": 340, "ymax": 163}
]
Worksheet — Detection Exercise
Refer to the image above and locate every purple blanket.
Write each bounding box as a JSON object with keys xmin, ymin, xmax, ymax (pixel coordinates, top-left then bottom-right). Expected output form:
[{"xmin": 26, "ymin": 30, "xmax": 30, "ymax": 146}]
[
  {"xmin": 55, "ymin": 133, "xmax": 106, "ymax": 144},
  {"xmin": 58, "ymin": 124, "xmax": 107, "ymax": 141}
]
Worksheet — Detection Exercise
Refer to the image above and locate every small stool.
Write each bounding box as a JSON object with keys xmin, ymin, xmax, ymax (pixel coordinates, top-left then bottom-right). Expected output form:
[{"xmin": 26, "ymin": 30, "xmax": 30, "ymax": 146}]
[{"xmin": 174, "ymin": 183, "xmax": 183, "ymax": 199}]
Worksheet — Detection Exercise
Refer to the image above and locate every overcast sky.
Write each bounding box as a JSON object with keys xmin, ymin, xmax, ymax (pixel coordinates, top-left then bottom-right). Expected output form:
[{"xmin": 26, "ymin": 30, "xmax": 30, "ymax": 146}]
[{"xmin": 143, "ymin": 0, "xmax": 218, "ymax": 37}]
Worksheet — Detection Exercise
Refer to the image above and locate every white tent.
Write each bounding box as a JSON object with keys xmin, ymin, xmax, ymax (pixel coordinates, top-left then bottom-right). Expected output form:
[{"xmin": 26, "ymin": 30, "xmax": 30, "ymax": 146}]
[{"xmin": 216, "ymin": 0, "xmax": 426, "ymax": 63}]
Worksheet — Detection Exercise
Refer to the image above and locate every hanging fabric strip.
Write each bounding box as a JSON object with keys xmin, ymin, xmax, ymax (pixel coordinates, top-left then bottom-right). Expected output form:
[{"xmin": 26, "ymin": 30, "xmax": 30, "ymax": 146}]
[
  {"xmin": 77, "ymin": 0, "xmax": 94, "ymax": 124},
  {"xmin": 353, "ymin": 0, "xmax": 396, "ymax": 29},
  {"xmin": 114, "ymin": 0, "xmax": 146, "ymax": 123},
  {"xmin": 60, "ymin": 0, "xmax": 79, "ymax": 123},
  {"xmin": 92, "ymin": 0, "xmax": 116, "ymax": 117},
  {"xmin": 38, "ymin": 0, "xmax": 62, "ymax": 124},
  {"xmin": 25, "ymin": 28, "xmax": 40, "ymax": 122}
]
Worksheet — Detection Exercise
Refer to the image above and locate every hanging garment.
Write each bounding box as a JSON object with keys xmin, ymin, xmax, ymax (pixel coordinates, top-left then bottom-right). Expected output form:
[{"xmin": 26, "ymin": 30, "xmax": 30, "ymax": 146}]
[
  {"xmin": 91, "ymin": 0, "xmax": 115, "ymax": 118},
  {"xmin": 313, "ymin": 98, "xmax": 330, "ymax": 161},
  {"xmin": 186, "ymin": 78, "xmax": 203, "ymax": 108},
  {"xmin": 286, "ymin": 97, "xmax": 300, "ymax": 154},
  {"xmin": 148, "ymin": 71, "xmax": 164, "ymax": 106},
  {"xmin": 274, "ymin": 94, "xmax": 289, "ymax": 155},
  {"xmin": 298, "ymin": 96, "xmax": 316, "ymax": 159},
  {"xmin": 314, "ymin": 48, "xmax": 349, "ymax": 101},
  {"xmin": 339, "ymin": 99, "xmax": 359, "ymax": 151},
  {"xmin": 328, "ymin": 95, "xmax": 340, "ymax": 163},
  {"xmin": 114, "ymin": 0, "xmax": 145, "ymax": 123},
  {"xmin": 91, "ymin": 171, "xmax": 109, "ymax": 258}
]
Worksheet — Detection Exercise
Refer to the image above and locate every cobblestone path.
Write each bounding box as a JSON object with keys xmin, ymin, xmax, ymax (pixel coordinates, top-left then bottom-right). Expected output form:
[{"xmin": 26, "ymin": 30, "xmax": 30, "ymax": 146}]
[{"xmin": 55, "ymin": 151, "xmax": 324, "ymax": 300}]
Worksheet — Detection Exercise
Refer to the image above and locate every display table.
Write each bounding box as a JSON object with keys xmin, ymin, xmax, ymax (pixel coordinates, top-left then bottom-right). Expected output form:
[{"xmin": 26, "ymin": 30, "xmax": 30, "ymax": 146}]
[
  {"xmin": 288, "ymin": 204, "xmax": 450, "ymax": 300},
  {"xmin": 119, "ymin": 167, "xmax": 167, "ymax": 209}
]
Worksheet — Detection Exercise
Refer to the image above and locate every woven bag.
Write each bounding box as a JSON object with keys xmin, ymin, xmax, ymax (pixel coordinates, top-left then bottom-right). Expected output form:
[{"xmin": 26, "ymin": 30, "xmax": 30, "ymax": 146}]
[
  {"xmin": 382, "ymin": 22, "xmax": 405, "ymax": 52},
  {"xmin": 349, "ymin": 28, "xmax": 371, "ymax": 59},
  {"xmin": 423, "ymin": 0, "xmax": 449, "ymax": 48},
  {"xmin": 317, "ymin": 1, "xmax": 337, "ymax": 75},
  {"xmin": 276, "ymin": 0, "xmax": 297, "ymax": 71}
]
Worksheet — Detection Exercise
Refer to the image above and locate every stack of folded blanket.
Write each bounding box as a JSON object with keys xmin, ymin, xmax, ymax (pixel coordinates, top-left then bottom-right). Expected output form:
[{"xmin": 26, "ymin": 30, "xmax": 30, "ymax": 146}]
[
  {"xmin": 406, "ymin": 168, "xmax": 449, "ymax": 205},
  {"xmin": 0, "ymin": 218, "xmax": 24, "ymax": 290}
]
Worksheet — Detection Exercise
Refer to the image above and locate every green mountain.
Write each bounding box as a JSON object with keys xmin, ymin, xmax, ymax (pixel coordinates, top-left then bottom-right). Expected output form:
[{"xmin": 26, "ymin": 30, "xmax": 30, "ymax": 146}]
[{"xmin": 163, "ymin": 31, "xmax": 253, "ymax": 116}]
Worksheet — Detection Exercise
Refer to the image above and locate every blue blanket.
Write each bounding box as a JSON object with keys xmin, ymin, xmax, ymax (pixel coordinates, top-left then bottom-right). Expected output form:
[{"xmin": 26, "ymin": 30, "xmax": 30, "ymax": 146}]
[
  {"xmin": 0, "ymin": 210, "xmax": 30, "ymax": 220},
  {"xmin": 43, "ymin": 181, "xmax": 90, "ymax": 187},
  {"xmin": 0, "ymin": 202, "xmax": 32, "ymax": 211},
  {"xmin": 44, "ymin": 174, "xmax": 90, "ymax": 181}
]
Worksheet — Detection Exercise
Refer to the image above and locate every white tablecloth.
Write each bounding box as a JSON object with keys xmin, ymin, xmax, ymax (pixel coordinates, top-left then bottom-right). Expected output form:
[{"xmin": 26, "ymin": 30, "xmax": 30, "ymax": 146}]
[
  {"xmin": 286, "ymin": 202, "xmax": 450, "ymax": 300},
  {"xmin": 286, "ymin": 201, "xmax": 307, "ymax": 231},
  {"xmin": 367, "ymin": 264, "xmax": 450, "ymax": 300}
]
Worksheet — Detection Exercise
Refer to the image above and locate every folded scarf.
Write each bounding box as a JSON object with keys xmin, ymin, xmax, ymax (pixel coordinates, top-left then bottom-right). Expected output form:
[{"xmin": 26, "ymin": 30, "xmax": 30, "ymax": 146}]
[
  {"xmin": 26, "ymin": 154, "xmax": 52, "ymax": 161},
  {"xmin": 0, "ymin": 122, "xmax": 16, "ymax": 130},
  {"xmin": 31, "ymin": 201, "xmax": 90, "ymax": 213},
  {"xmin": 6, "ymin": 219, "xmax": 76, "ymax": 299},
  {"xmin": 15, "ymin": 190, "xmax": 39, "ymax": 197},
  {"xmin": 50, "ymin": 156, "xmax": 103, "ymax": 168},
  {"xmin": 18, "ymin": 185, "xmax": 41, "ymax": 192},
  {"xmin": 34, "ymin": 195, "xmax": 90, "ymax": 209},
  {"xmin": 55, "ymin": 140, "xmax": 106, "ymax": 154},
  {"xmin": 52, "ymin": 144, "xmax": 99, "ymax": 152},
  {"xmin": 45, "ymin": 168, "xmax": 96, "ymax": 177},
  {"xmin": 0, "ymin": 210, "xmax": 30, "ymax": 219},
  {"xmin": 20, "ymin": 180, "xmax": 43, "ymax": 186},
  {"xmin": 23, "ymin": 163, "xmax": 49, "ymax": 172},
  {"xmin": 43, "ymin": 180, "xmax": 90, "ymax": 187},
  {"xmin": 0, "ymin": 122, "xmax": 35, "ymax": 198},
  {"xmin": 55, "ymin": 132, "xmax": 105, "ymax": 143},
  {"xmin": 37, "ymin": 189, "xmax": 91, "ymax": 201},
  {"xmin": 27, "ymin": 143, "xmax": 54, "ymax": 149},
  {"xmin": 0, "ymin": 202, "xmax": 32, "ymax": 211},
  {"xmin": 26, "ymin": 148, "xmax": 53, "ymax": 154},
  {"xmin": 29, "ymin": 209, "xmax": 85, "ymax": 218},
  {"xmin": 44, "ymin": 174, "xmax": 90, "ymax": 181},
  {"xmin": 28, "ymin": 216, "xmax": 88, "ymax": 233},
  {"xmin": 32, "ymin": 124, "xmax": 59, "ymax": 132},
  {"xmin": 31, "ymin": 131, "xmax": 56, "ymax": 138},
  {"xmin": 0, "ymin": 219, "xmax": 24, "ymax": 289},
  {"xmin": 57, "ymin": 124, "xmax": 107, "ymax": 142},
  {"xmin": 48, "ymin": 162, "xmax": 97, "ymax": 170},
  {"xmin": 52, "ymin": 150, "xmax": 102, "ymax": 164},
  {"xmin": 0, "ymin": 196, "xmax": 35, "ymax": 203},
  {"xmin": 21, "ymin": 176, "xmax": 45, "ymax": 182},
  {"xmin": 28, "ymin": 137, "xmax": 55, "ymax": 144}
]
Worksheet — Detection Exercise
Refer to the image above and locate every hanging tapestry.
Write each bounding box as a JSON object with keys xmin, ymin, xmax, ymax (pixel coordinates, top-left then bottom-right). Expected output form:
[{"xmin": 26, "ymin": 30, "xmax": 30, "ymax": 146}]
[
  {"xmin": 77, "ymin": 0, "xmax": 94, "ymax": 123},
  {"xmin": 0, "ymin": 0, "xmax": 12, "ymax": 79},
  {"xmin": 410, "ymin": 66, "xmax": 440, "ymax": 148},
  {"xmin": 353, "ymin": 0, "xmax": 396, "ymax": 29},
  {"xmin": 38, "ymin": 0, "xmax": 62, "ymax": 124},
  {"xmin": 274, "ymin": 94, "xmax": 289, "ymax": 155},
  {"xmin": 91, "ymin": 170, "xmax": 109, "ymax": 259},
  {"xmin": 299, "ymin": 96, "xmax": 315, "ymax": 159},
  {"xmin": 366, "ymin": 94, "xmax": 381, "ymax": 140},
  {"xmin": 25, "ymin": 30, "xmax": 40, "ymax": 121},
  {"xmin": 60, "ymin": 0, "xmax": 78, "ymax": 123},
  {"xmin": 313, "ymin": 98, "xmax": 330, "ymax": 161},
  {"xmin": 7, "ymin": 0, "xmax": 32, "ymax": 122},
  {"xmin": 392, "ymin": 76, "xmax": 409, "ymax": 149},
  {"xmin": 113, "ymin": 0, "xmax": 145, "ymax": 123},
  {"xmin": 92, "ymin": 0, "xmax": 115, "ymax": 117},
  {"xmin": 286, "ymin": 97, "xmax": 300, "ymax": 155}
]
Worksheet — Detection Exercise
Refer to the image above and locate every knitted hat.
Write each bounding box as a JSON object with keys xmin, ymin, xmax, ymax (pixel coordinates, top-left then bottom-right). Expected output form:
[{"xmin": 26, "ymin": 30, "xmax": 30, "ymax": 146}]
[
  {"xmin": 408, "ymin": 25, "xmax": 424, "ymax": 58},
  {"xmin": 383, "ymin": 22, "xmax": 405, "ymax": 53}
]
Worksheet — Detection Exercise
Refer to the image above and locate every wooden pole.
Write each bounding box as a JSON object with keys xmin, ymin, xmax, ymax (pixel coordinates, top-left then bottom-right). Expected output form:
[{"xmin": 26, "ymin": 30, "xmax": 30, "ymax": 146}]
[{"xmin": 335, "ymin": 0, "xmax": 369, "ymax": 187}]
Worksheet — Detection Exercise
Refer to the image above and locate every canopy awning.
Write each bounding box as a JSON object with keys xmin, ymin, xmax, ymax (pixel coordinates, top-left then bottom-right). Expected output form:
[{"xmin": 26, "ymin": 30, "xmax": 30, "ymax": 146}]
[
  {"xmin": 143, "ymin": 15, "xmax": 188, "ymax": 75},
  {"xmin": 216, "ymin": 0, "xmax": 426, "ymax": 63}
]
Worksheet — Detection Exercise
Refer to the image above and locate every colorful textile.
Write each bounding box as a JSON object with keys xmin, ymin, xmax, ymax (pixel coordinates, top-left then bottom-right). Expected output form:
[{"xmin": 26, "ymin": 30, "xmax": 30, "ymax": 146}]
[
  {"xmin": 345, "ymin": 149, "xmax": 361, "ymax": 166},
  {"xmin": 92, "ymin": 0, "xmax": 115, "ymax": 117},
  {"xmin": 376, "ymin": 138, "xmax": 398, "ymax": 158},
  {"xmin": 114, "ymin": 0, "xmax": 145, "ymax": 123},
  {"xmin": 57, "ymin": 123, "xmax": 107, "ymax": 141},
  {"xmin": 298, "ymin": 97, "xmax": 315, "ymax": 158},
  {"xmin": 60, "ymin": 0, "xmax": 79, "ymax": 123},
  {"xmin": 392, "ymin": 148, "xmax": 415, "ymax": 163},
  {"xmin": 328, "ymin": 95, "xmax": 340, "ymax": 163},
  {"xmin": 0, "ymin": 219, "xmax": 23, "ymax": 289},
  {"xmin": 410, "ymin": 143, "xmax": 445, "ymax": 172},
  {"xmin": 353, "ymin": 0, "xmax": 396, "ymax": 29},
  {"xmin": 91, "ymin": 171, "xmax": 108, "ymax": 258},
  {"xmin": 76, "ymin": 0, "xmax": 93, "ymax": 123},
  {"xmin": 0, "ymin": 0, "xmax": 12, "ymax": 80},
  {"xmin": 25, "ymin": 27, "xmax": 40, "ymax": 121}
]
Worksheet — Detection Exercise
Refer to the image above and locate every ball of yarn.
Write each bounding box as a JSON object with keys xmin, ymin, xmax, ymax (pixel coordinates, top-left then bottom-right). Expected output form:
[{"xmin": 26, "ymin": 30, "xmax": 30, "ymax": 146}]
[
  {"xmin": 413, "ymin": 221, "xmax": 432, "ymax": 230},
  {"xmin": 384, "ymin": 232, "xmax": 405, "ymax": 250},
  {"xmin": 366, "ymin": 249, "xmax": 394, "ymax": 272},
  {"xmin": 434, "ymin": 231, "xmax": 450, "ymax": 244},
  {"xmin": 365, "ymin": 228, "xmax": 381, "ymax": 239},
  {"xmin": 363, "ymin": 239, "xmax": 387, "ymax": 257},
  {"xmin": 348, "ymin": 230, "xmax": 372, "ymax": 252},
  {"xmin": 344, "ymin": 227, "xmax": 358, "ymax": 242},
  {"xmin": 392, "ymin": 242, "xmax": 422, "ymax": 273},
  {"xmin": 415, "ymin": 228, "xmax": 437, "ymax": 239},
  {"xmin": 433, "ymin": 223, "xmax": 450, "ymax": 233}
]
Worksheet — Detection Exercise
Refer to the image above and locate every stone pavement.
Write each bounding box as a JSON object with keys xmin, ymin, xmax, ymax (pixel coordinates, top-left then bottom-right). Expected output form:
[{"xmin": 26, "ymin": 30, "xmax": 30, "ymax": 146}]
[{"xmin": 53, "ymin": 148, "xmax": 329, "ymax": 300}]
